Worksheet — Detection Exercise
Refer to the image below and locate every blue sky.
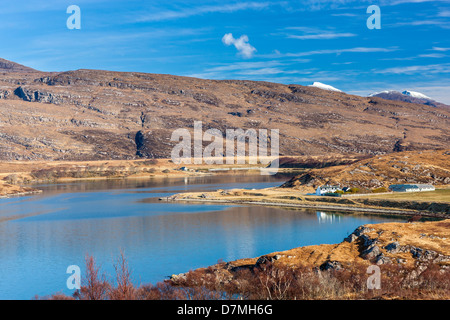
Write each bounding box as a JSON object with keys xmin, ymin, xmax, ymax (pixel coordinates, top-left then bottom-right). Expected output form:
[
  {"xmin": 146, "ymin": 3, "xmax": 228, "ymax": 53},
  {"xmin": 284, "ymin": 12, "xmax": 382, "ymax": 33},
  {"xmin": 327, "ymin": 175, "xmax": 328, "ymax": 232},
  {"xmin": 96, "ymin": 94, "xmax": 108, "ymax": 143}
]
[{"xmin": 1, "ymin": 0, "xmax": 450, "ymax": 103}]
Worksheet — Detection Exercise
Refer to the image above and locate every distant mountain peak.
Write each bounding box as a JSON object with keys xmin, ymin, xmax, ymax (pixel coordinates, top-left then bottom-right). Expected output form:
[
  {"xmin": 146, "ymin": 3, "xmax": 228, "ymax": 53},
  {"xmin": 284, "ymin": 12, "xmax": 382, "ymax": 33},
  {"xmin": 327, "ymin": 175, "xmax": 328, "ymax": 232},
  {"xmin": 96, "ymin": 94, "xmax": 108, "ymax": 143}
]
[
  {"xmin": 308, "ymin": 82, "xmax": 342, "ymax": 92},
  {"xmin": 368, "ymin": 90, "xmax": 397, "ymax": 97},
  {"xmin": 370, "ymin": 89, "xmax": 433, "ymax": 101},
  {"xmin": 369, "ymin": 89, "xmax": 449, "ymax": 110},
  {"xmin": 0, "ymin": 58, "xmax": 39, "ymax": 73},
  {"xmin": 402, "ymin": 90, "xmax": 432, "ymax": 100}
]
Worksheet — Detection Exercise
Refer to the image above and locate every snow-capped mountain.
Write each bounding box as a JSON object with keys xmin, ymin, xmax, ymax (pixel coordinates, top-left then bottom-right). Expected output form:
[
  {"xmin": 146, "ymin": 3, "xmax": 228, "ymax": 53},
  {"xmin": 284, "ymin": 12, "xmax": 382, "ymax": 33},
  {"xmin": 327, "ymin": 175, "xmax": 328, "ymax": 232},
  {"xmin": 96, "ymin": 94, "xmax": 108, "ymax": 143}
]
[
  {"xmin": 308, "ymin": 82, "xmax": 342, "ymax": 92},
  {"xmin": 369, "ymin": 90, "xmax": 432, "ymax": 100},
  {"xmin": 369, "ymin": 90, "xmax": 449, "ymax": 110},
  {"xmin": 402, "ymin": 90, "xmax": 432, "ymax": 100},
  {"xmin": 368, "ymin": 90, "xmax": 397, "ymax": 97}
]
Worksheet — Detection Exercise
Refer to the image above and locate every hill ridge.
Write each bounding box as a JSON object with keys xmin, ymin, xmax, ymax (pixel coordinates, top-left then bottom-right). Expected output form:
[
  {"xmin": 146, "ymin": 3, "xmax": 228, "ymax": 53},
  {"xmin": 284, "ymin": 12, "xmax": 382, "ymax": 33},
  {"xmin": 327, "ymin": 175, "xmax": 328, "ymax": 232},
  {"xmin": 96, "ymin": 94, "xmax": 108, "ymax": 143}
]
[
  {"xmin": 0, "ymin": 58, "xmax": 39, "ymax": 73},
  {"xmin": 0, "ymin": 60, "xmax": 449, "ymax": 161}
]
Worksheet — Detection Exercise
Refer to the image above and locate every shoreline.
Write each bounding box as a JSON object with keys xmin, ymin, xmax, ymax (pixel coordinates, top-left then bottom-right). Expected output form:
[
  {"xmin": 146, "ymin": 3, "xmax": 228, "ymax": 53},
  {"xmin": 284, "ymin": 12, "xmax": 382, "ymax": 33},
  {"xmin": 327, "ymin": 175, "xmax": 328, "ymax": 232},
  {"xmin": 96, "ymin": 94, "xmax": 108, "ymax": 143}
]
[
  {"xmin": 0, "ymin": 167, "xmax": 300, "ymax": 199},
  {"xmin": 0, "ymin": 189, "xmax": 43, "ymax": 199},
  {"xmin": 170, "ymin": 219, "xmax": 450, "ymax": 299},
  {"xmin": 164, "ymin": 197, "xmax": 447, "ymax": 218},
  {"xmin": 163, "ymin": 187, "xmax": 450, "ymax": 219}
]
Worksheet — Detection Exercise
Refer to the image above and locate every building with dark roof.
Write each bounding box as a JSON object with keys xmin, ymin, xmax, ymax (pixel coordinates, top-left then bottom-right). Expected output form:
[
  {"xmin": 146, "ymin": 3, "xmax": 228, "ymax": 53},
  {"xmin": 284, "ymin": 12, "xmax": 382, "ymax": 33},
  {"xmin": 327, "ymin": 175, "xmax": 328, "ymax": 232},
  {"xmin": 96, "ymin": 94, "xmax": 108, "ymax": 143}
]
[{"xmin": 388, "ymin": 184, "xmax": 435, "ymax": 192}]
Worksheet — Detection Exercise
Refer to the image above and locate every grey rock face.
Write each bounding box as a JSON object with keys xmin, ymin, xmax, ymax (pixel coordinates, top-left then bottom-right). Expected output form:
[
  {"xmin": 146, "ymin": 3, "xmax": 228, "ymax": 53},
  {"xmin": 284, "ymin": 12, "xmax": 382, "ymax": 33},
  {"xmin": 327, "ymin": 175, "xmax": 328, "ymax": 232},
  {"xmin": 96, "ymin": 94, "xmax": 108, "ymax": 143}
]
[
  {"xmin": 361, "ymin": 245, "xmax": 381, "ymax": 260},
  {"xmin": 320, "ymin": 260, "xmax": 343, "ymax": 271},
  {"xmin": 385, "ymin": 242, "xmax": 400, "ymax": 254}
]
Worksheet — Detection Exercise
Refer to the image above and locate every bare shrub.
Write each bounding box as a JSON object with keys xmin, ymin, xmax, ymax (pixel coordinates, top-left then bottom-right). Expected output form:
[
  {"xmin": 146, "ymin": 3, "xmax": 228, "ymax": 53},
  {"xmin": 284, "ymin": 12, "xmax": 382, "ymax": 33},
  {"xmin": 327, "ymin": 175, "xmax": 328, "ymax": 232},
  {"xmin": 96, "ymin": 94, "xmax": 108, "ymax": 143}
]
[
  {"xmin": 43, "ymin": 253, "xmax": 450, "ymax": 300},
  {"xmin": 74, "ymin": 255, "xmax": 110, "ymax": 300},
  {"xmin": 108, "ymin": 251, "xmax": 136, "ymax": 300}
]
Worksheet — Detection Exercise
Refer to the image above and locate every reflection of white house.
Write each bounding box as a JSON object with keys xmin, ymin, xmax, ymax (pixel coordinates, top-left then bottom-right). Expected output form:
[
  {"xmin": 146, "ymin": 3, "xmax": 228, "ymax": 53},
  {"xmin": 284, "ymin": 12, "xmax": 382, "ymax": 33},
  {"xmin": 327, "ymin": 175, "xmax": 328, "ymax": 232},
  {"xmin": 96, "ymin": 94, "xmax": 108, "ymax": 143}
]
[
  {"xmin": 316, "ymin": 185, "xmax": 341, "ymax": 196},
  {"xmin": 317, "ymin": 211, "xmax": 342, "ymax": 224},
  {"xmin": 389, "ymin": 184, "xmax": 435, "ymax": 192}
]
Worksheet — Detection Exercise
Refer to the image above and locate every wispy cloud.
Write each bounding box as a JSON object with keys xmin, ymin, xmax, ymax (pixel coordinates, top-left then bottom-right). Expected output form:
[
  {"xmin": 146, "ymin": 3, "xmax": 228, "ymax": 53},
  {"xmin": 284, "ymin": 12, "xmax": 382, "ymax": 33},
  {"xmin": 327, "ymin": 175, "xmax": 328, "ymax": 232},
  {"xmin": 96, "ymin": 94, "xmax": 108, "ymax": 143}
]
[
  {"xmin": 205, "ymin": 61, "xmax": 284, "ymax": 72},
  {"xmin": 387, "ymin": 0, "xmax": 450, "ymax": 5},
  {"xmin": 374, "ymin": 63, "xmax": 450, "ymax": 74},
  {"xmin": 438, "ymin": 10, "xmax": 450, "ymax": 17},
  {"xmin": 280, "ymin": 26, "xmax": 357, "ymax": 40},
  {"xmin": 136, "ymin": 2, "xmax": 270, "ymax": 22},
  {"xmin": 331, "ymin": 13, "xmax": 358, "ymax": 17},
  {"xmin": 381, "ymin": 52, "xmax": 448, "ymax": 61},
  {"xmin": 418, "ymin": 53, "xmax": 447, "ymax": 58},
  {"xmin": 432, "ymin": 46, "xmax": 450, "ymax": 51},
  {"xmin": 222, "ymin": 33, "xmax": 257, "ymax": 58},
  {"xmin": 187, "ymin": 60, "xmax": 300, "ymax": 79},
  {"xmin": 388, "ymin": 19, "xmax": 450, "ymax": 29},
  {"xmin": 288, "ymin": 32, "xmax": 356, "ymax": 40},
  {"xmin": 266, "ymin": 47, "xmax": 398, "ymax": 58}
]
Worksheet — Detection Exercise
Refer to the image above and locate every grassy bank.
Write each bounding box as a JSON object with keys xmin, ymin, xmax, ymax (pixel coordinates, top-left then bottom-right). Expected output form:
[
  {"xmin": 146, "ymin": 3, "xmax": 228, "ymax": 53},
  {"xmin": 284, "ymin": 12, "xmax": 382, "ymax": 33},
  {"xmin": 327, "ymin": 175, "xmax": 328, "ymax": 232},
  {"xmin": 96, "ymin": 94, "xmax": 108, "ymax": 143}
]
[
  {"xmin": 0, "ymin": 159, "xmax": 304, "ymax": 198},
  {"xmin": 40, "ymin": 219, "xmax": 450, "ymax": 300},
  {"xmin": 165, "ymin": 188, "xmax": 450, "ymax": 218}
]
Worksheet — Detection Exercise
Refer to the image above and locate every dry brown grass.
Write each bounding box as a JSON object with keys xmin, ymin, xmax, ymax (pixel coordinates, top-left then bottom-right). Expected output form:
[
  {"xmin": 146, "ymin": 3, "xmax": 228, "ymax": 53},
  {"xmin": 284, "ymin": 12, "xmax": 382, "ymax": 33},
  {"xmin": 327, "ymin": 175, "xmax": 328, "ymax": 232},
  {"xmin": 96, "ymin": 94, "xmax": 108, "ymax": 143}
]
[
  {"xmin": 283, "ymin": 149, "xmax": 450, "ymax": 192},
  {"xmin": 357, "ymin": 189, "xmax": 450, "ymax": 203},
  {"xmin": 39, "ymin": 252, "xmax": 450, "ymax": 300},
  {"xmin": 38, "ymin": 220, "xmax": 450, "ymax": 300},
  {"xmin": 168, "ymin": 186, "xmax": 450, "ymax": 216}
]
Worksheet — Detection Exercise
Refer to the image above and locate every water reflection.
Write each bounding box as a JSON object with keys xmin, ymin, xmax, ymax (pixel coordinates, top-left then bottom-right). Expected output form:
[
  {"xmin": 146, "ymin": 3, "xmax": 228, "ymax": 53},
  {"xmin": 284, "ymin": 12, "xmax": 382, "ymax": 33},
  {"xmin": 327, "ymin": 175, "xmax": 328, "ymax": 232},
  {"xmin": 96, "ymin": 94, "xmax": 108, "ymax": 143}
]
[
  {"xmin": 0, "ymin": 174, "xmax": 406, "ymax": 299},
  {"xmin": 316, "ymin": 211, "xmax": 342, "ymax": 224}
]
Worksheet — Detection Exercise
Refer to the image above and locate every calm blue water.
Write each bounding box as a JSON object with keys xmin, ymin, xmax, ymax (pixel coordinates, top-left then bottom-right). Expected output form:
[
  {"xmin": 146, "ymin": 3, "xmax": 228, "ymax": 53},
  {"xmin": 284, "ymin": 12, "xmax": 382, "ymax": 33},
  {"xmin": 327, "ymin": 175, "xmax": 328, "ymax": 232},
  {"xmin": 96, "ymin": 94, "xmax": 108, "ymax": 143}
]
[{"xmin": 0, "ymin": 174, "xmax": 406, "ymax": 299}]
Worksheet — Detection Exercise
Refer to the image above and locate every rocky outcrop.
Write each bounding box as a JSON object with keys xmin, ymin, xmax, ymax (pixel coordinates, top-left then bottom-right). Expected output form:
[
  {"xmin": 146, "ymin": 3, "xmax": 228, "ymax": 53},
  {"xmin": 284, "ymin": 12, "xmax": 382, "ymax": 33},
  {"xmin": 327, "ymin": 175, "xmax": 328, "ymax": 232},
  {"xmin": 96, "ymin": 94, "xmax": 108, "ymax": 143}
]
[
  {"xmin": 344, "ymin": 225, "xmax": 450, "ymax": 268},
  {"xmin": 319, "ymin": 260, "xmax": 343, "ymax": 271},
  {"xmin": 14, "ymin": 86, "xmax": 66, "ymax": 104},
  {"xmin": 134, "ymin": 129, "xmax": 177, "ymax": 159},
  {"xmin": 0, "ymin": 88, "xmax": 12, "ymax": 99},
  {"xmin": 177, "ymin": 220, "xmax": 450, "ymax": 291}
]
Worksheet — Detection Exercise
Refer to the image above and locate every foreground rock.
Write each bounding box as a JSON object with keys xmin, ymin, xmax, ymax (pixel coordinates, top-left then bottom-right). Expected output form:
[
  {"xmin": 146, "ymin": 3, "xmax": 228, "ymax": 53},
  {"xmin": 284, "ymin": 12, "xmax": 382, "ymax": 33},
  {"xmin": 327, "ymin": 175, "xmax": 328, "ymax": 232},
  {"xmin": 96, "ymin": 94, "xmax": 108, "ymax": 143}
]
[{"xmin": 172, "ymin": 220, "xmax": 450, "ymax": 285}]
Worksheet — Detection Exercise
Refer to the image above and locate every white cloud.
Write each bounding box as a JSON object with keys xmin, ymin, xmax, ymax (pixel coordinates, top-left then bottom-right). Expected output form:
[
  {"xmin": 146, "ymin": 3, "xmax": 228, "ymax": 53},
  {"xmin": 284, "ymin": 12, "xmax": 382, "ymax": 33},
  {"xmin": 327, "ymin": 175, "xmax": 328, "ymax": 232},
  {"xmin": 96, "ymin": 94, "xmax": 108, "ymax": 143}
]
[
  {"xmin": 222, "ymin": 33, "xmax": 257, "ymax": 58},
  {"xmin": 418, "ymin": 53, "xmax": 447, "ymax": 58},
  {"xmin": 432, "ymin": 47, "xmax": 450, "ymax": 51},
  {"xmin": 331, "ymin": 13, "xmax": 358, "ymax": 17},
  {"xmin": 374, "ymin": 63, "xmax": 450, "ymax": 74},
  {"xmin": 265, "ymin": 47, "xmax": 398, "ymax": 58},
  {"xmin": 389, "ymin": 0, "xmax": 450, "ymax": 5},
  {"xmin": 236, "ymin": 67, "xmax": 286, "ymax": 75},
  {"xmin": 438, "ymin": 10, "xmax": 450, "ymax": 17},
  {"xmin": 206, "ymin": 60, "xmax": 283, "ymax": 72},
  {"xmin": 136, "ymin": 2, "xmax": 270, "ymax": 22},
  {"xmin": 288, "ymin": 32, "xmax": 356, "ymax": 40},
  {"xmin": 283, "ymin": 26, "xmax": 357, "ymax": 40}
]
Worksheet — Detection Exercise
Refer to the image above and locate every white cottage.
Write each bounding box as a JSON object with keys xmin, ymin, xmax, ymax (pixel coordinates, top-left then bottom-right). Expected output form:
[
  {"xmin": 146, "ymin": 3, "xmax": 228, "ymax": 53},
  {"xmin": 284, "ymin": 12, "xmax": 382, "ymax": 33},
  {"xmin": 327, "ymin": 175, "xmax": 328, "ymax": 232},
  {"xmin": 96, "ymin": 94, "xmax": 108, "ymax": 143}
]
[
  {"xmin": 316, "ymin": 185, "xmax": 341, "ymax": 196},
  {"xmin": 389, "ymin": 184, "xmax": 435, "ymax": 192}
]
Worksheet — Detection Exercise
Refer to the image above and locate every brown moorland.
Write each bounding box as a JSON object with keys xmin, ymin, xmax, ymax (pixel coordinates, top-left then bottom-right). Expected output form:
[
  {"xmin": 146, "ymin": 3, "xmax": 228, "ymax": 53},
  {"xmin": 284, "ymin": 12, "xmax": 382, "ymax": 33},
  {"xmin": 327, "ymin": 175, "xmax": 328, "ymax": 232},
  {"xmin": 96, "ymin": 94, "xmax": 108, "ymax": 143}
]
[
  {"xmin": 282, "ymin": 149, "xmax": 450, "ymax": 192},
  {"xmin": 1, "ymin": 59, "xmax": 450, "ymax": 162}
]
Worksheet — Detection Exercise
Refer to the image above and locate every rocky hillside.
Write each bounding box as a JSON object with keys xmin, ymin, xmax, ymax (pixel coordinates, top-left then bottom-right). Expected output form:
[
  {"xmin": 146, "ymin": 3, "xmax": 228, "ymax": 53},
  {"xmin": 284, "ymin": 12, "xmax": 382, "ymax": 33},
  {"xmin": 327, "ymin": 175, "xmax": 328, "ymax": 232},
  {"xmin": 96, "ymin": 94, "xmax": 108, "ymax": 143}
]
[
  {"xmin": 282, "ymin": 149, "xmax": 450, "ymax": 191},
  {"xmin": 0, "ymin": 59, "xmax": 450, "ymax": 161},
  {"xmin": 0, "ymin": 58, "xmax": 38, "ymax": 74}
]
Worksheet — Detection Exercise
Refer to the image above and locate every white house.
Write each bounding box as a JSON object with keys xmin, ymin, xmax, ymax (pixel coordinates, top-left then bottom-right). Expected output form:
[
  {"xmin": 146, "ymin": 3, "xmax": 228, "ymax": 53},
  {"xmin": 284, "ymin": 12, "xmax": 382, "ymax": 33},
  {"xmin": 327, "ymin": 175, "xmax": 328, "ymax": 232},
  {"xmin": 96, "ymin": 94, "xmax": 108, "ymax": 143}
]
[
  {"xmin": 389, "ymin": 184, "xmax": 435, "ymax": 192},
  {"xmin": 316, "ymin": 185, "xmax": 341, "ymax": 196}
]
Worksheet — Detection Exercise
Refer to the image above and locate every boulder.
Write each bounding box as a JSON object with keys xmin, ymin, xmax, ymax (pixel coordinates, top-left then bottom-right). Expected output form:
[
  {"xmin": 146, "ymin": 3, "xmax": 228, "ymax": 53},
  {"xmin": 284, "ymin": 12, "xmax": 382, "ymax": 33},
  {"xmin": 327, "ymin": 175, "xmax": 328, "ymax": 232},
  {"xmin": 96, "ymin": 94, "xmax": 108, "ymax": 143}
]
[{"xmin": 319, "ymin": 260, "xmax": 343, "ymax": 271}]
